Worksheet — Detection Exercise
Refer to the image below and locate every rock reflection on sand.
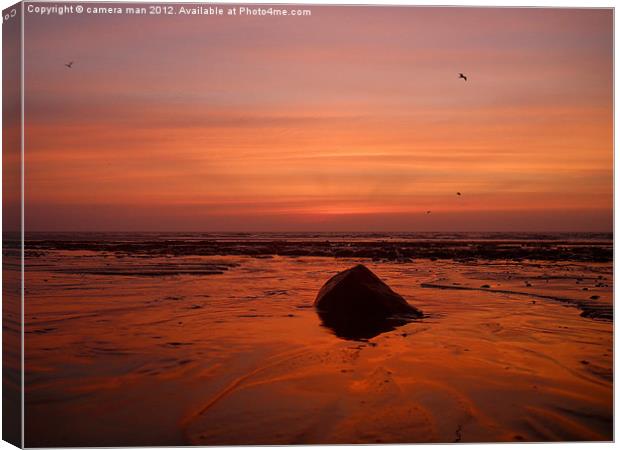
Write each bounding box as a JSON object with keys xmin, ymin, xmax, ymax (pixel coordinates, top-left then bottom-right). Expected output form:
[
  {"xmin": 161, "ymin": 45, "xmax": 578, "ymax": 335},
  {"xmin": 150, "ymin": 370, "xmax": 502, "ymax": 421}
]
[
  {"xmin": 317, "ymin": 309, "xmax": 415, "ymax": 340},
  {"xmin": 23, "ymin": 239, "xmax": 612, "ymax": 446}
]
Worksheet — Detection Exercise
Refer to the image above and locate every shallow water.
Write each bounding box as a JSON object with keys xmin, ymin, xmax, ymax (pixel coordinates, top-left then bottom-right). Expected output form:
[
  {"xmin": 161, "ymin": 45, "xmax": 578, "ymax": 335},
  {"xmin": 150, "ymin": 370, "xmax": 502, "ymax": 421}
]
[{"xmin": 23, "ymin": 246, "xmax": 612, "ymax": 446}]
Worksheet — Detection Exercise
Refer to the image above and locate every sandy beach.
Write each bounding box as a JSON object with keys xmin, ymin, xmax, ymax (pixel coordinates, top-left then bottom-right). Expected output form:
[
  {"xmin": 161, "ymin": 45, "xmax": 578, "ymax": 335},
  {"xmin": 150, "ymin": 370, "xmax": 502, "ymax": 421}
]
[{"xmin": 21, "ymin": 233, "xmax": 612, "ymax": 446}]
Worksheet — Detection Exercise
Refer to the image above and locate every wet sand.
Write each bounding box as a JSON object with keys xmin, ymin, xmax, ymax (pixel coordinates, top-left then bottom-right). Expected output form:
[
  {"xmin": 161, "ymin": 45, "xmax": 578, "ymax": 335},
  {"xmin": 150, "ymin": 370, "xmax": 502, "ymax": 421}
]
[{"xmin": 22, "ymin": 238, "xmax": 612, "ymax": 446}]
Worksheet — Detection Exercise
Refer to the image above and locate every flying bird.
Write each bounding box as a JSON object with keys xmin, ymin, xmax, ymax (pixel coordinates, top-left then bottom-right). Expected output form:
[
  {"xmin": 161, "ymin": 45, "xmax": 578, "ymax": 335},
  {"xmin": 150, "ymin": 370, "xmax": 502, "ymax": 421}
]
[
  {"xmin": 65, "ymin": 61, "xmax": 74, "ymax": 69},
  {"xmin": 456, "ymin": 192, "xmax": 462, "ymax": 196},
  {"xmin": 458, "ymin": 73, "xmax": 467, "ymax": 81}
]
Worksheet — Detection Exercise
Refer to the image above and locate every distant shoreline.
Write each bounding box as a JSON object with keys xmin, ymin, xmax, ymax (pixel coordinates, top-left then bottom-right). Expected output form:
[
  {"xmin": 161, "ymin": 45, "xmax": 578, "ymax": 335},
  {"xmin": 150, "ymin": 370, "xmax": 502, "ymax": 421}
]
[{"xmin": 20, "ymin": 235, "xmax": 613, "ymax": 262}]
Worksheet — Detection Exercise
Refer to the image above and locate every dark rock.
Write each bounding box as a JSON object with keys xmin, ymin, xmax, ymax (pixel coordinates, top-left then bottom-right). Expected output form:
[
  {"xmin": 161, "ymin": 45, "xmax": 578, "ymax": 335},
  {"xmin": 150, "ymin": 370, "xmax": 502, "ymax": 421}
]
[{"xmin": 314, "ymin": 264, "xmax": 422, "ymax": 340}]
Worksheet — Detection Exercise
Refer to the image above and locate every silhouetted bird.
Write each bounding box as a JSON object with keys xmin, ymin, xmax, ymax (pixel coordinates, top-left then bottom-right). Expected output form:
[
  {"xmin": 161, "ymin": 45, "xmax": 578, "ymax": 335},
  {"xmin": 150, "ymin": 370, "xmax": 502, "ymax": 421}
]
[
  {"xmin": 65, "ymin": 61, "xmax": 74, "ymax": 68},
  {"xmin": 458, "ymin": 73, "xmax": 467, "ymax": 81},
  {"xmin": 456, "ymin": 192, "xmax": 462, "ymax": 196}
]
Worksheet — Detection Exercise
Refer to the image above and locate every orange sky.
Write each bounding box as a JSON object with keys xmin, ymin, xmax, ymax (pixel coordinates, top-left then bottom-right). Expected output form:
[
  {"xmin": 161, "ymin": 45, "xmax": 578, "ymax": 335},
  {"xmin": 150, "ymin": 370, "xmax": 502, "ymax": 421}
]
[{"xmin": 24, "ymin": 6, "xmax": 612, "ymax": 231}]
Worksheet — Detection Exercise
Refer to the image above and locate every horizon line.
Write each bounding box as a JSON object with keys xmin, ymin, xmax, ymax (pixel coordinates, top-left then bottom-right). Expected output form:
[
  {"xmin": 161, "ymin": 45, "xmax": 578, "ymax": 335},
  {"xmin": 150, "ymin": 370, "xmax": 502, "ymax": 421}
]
[{"xmin": 18, "ymin": 230, "xmax": 614, "ymax": 234}]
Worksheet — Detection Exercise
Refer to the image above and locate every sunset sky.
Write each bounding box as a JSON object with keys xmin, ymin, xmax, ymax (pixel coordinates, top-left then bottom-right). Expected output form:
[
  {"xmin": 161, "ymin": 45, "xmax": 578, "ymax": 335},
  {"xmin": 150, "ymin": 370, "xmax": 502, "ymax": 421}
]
[{"xmin": 24, "ymin": 6, "xmax": 612, "ymax": 231}]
